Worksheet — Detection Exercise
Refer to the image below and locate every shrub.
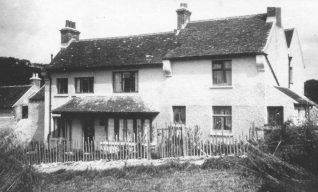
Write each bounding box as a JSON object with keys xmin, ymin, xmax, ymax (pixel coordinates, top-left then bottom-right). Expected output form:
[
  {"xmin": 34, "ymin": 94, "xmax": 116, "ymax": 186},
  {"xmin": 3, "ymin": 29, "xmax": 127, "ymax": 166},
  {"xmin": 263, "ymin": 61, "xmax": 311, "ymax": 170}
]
[
  {"xmin": 262, "ymin": 121, "xmax": 318, "ymax": 174},
  {"xmin": 0, "ymin": 128, "xmax": 39, "ymax": 191}
]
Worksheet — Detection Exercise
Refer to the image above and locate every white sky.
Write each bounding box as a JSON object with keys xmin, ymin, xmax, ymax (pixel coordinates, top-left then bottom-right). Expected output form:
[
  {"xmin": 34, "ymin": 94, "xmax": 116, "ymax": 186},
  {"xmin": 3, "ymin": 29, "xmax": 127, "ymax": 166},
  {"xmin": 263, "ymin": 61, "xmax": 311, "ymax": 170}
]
[{"xmin": 1, "ymin": 0, "xmax": 318, "ymax": 80}]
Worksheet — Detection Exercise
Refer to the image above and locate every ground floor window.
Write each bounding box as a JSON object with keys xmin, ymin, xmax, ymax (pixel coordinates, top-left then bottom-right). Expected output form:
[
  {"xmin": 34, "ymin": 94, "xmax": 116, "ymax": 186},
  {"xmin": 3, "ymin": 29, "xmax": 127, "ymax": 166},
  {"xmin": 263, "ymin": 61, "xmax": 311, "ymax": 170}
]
[
  {"xmin": 53, "ymin": 118, "xmax": 67, "ymax": 138},
  {"xmin": 173, "ymin": 106, "xmax": 186, "ymax": 124},
  {"xmin": 267, "ymin": 106, "xmax": 284, "ymax": 126},
  {"xmin": 213, "ymin": 106, "xmax": 232, "ymax": 131},
  {"xmin": 22, "ymin": 106, "xmax": 28, "ymax": 119}
]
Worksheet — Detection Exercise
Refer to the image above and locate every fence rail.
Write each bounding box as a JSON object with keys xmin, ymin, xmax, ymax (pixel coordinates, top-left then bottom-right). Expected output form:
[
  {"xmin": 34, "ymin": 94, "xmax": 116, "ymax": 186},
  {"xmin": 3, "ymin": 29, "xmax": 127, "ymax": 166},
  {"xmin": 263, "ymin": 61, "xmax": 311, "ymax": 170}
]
[{"xmin": 15, "ymin": 128, "xmax": 250, "ymax": 165}]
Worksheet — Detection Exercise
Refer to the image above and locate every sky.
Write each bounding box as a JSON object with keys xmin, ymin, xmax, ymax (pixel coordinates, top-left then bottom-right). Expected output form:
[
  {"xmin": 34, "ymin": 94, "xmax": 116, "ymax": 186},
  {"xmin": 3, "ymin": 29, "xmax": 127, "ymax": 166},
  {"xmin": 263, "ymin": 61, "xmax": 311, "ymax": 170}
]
[{"xmin": 0, "ymin": 0, "xmax": 318, "ymax": 80}]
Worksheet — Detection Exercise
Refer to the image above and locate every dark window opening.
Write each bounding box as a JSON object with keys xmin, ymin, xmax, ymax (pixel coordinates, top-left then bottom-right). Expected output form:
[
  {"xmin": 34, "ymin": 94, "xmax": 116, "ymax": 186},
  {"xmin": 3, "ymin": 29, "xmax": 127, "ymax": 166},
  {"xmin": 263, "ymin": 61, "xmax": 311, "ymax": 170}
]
[
  {"xmin": 173, "ymin": 106, "xmax": 186, "ymax": 124},
  {"xmin": 213, "ymin": 106, "xmax": 232, "ymax": 131},
  {"xmin": 57, "ymin": 78, "xmax": 68, "ymax": 94},
  {"xmin": 113, "ymin": 71, "xmax": 138, "ymax": 93},
  {"xmin": 212, "ymin": 60, "xmax": 232, "ymax": 85},
  {"xmin": 268, "ymin": 107, "xmax": 284, "ymax": 126},
  {"xmin": 53, "ymin": 118, "xmax": 66, "ymax": 138},
  {"xmin": 75, "ymin": 77, "xmax": 94, "ymax": 93},
  {"xmin": 22, "ymin": 106, "xmax": 28, "ymax": 119}
]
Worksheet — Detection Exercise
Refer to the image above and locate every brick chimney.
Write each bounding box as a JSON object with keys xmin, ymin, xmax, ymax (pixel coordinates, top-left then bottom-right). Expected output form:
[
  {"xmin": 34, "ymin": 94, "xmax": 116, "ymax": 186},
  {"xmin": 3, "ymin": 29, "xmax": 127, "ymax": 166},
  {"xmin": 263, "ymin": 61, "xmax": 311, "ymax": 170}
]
[
  {"xmin": 176, "ymin": 3, "xmax": 191, "ymax": 30},
  {"xmin": 60, "ymin": 20, "xmax": 80, "ymax": 49},
  {"xmin": 30, "ymin": 73, "xmax": 41, "ymax": 89},
  {"xmin": 266, "ymin": 7, "xmax": 282, "ymax": 27}
]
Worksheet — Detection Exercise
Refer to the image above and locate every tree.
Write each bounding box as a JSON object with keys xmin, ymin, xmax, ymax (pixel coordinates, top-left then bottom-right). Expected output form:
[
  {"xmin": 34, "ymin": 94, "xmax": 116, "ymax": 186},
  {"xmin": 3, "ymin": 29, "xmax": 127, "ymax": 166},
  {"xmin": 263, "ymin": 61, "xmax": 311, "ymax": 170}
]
[
  {"xmin": 305, "ymin": 79, "xmax": 318, "ymax": 104},
  {"xmin": 0, "ymin": 57, "xmax": 44, "ymax": 86}
]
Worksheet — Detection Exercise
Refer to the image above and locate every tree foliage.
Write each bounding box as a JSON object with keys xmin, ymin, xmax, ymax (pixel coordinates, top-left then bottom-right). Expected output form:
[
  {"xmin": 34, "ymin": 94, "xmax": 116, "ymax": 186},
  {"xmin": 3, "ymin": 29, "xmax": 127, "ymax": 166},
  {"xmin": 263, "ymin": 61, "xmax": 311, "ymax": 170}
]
[
  {"xmin": 305, "ymin": 79, "xmax": 318, "ymax": 104},
  {"xmin": 0, "ymin": 57, "xmax": 44, "ymax": 86}
]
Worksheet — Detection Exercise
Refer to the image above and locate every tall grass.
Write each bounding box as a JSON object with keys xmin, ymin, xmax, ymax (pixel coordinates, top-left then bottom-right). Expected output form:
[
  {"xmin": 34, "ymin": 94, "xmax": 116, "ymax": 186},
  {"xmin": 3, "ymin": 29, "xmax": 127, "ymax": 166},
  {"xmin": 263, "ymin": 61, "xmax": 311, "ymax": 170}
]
[{"xmin": 0, "ymin": 128, "xmax": 38, "ymax": 192}]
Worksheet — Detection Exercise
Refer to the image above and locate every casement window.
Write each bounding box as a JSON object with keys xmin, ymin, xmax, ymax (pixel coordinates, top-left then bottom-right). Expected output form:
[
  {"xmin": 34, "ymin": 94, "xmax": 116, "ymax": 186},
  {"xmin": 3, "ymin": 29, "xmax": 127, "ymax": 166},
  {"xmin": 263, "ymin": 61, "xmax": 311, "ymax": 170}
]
[
  {"xmin": 212, "ymin": 60, "xmax": 232, "ymax": 85},
  {"xmin": 267, "ymin": 107, "xmax": 284, "ymax": 126},
  {"xmin": 113, "ymin": 71, "xmax": 138, "ymax": 93},
  {"xmin": 22, "ymin": 106, "xmax": 28, "ymax": 119},
  {"xmin": 53, "ymin": 118, "xmax": 66, "ymax": 138},
  {"xmin": 173, "ymin": 106, "xmax": 186, "ymax": 124},
  {"xmin": 75, "ymin": 77, "xmax": 94, "ymax": 93},
  {"xmin": 57, "ymin": 78, "xmax": 68, "ymax": 94},
  {"xmin": 213, "ymin": 106, "xmax": 232, "ymax": 131}
]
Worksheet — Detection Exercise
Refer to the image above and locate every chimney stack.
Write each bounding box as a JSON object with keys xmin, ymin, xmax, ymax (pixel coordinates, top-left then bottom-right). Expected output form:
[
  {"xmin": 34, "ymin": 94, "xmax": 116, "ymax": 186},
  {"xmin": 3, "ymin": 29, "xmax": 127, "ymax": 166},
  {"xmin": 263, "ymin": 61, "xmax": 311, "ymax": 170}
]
[
  {"xmin": 30, "ymin": 73, "xmax": 41, "ymax": 89},
  {"xmin": 266, "ymin": 7, "xmax": 282, "ymax": 27},
  {"xmin": 176, "ymin": 3, "xmax": 191, "ymax": 30},
  {"xmin": 60, "ymin": 20, "xmax": 80, "ymax": 49}
]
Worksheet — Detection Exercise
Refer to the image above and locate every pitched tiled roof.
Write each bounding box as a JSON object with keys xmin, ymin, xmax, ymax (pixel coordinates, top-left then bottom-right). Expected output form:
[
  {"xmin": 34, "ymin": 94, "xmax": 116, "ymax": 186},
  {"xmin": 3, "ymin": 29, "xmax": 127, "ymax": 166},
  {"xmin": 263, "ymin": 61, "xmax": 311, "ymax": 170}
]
[
  {"xmin": 47, "ymin": 13, "xmax": 273, "ymax": 70},
  {"xmin": 275, "ymin": 86, "xmax": 317, "ymax": 107},
  {"xmin": 47, "ymin": 32, "xmax": 180, "ymax": 71},
  {"xmin": 285, "ymin": 28, "xmax": 294, "ymax": 48},
  {"xmin": 52, "ymin": 96, "xmax": 158, "ymax": 114},
  {"xmin": 29, "ymin": 86, "xmax": 44, "ymax": 101},
  {"xmin": 165, "ymin": 14, "xmax": 272, "ymax": 59},
  {"xmin": 0, "ymin": 85, "xmax": 31, "ymax": 109}
]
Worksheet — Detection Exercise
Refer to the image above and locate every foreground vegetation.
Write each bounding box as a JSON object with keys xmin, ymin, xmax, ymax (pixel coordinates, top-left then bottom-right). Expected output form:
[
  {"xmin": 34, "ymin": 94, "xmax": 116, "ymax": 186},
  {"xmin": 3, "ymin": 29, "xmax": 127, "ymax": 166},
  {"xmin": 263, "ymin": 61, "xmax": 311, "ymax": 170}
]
[{"xmin": 1, "ymin": 122, "xmax": 318, "ymax": 191}]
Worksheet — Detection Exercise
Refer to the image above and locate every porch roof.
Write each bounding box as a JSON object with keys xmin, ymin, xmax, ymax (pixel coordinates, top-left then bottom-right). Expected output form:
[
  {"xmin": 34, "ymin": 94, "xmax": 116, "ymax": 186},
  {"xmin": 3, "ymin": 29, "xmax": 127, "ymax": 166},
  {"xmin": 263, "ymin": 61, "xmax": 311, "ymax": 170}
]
[
  {"xmin": 52, "ymin": 96, "xmax": 159, "ymax": 114},
  {"xmin": 275, "ymin": 86, "xmax": 318, "ymax": 107}
]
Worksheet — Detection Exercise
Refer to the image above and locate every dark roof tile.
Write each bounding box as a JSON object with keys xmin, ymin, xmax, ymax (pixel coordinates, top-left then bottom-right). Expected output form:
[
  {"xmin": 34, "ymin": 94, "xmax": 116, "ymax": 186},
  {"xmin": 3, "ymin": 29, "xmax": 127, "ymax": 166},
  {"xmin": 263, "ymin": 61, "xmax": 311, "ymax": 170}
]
[
  {"xmin": 52, "ymin": 96, "xmax": 158, "ymax": 114},
  {"xmin": 165, "ymin": 14, "xmax": 272, "ymax": 59},
  {"xmin": 29, "ymin": 86, "xmax": 44, "ymax": 101},
  {"xmin": 48, "ymin": 32, "xmax": 180, "ymax": 71},
  {"xmin": 275, "ymin": 86, "xmax": 317, "ymax": 107}
]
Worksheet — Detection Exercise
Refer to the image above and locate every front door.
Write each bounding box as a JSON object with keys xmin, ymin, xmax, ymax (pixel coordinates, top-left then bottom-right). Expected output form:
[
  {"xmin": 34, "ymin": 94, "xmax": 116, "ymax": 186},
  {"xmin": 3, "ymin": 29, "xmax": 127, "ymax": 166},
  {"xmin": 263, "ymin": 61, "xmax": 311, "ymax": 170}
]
[{"xmin": 83, "ymin": 118, "xmax": 95, "ymax": 143}]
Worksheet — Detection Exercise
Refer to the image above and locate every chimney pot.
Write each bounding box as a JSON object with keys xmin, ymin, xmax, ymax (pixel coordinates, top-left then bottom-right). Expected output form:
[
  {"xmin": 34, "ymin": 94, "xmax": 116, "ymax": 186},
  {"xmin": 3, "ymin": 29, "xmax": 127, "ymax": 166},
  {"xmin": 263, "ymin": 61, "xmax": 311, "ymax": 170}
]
[
  {"xmin": 176, "ymin": 3, "xmax": 191, "ymax": 31},
  {"xmin": 266, "ymin": 7, "xmax": 282, "ymax": 27},
  {"xmin": 60, "ymin": 20, "xmax": 80, "ymax": 49}
]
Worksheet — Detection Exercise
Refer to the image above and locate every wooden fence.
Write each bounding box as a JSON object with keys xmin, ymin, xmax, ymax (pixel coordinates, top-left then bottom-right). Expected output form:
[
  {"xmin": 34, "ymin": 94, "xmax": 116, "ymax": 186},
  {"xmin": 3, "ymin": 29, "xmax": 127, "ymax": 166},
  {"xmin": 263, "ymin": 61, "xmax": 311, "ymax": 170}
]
[
  {"xmin": 156, "ymin": 126, "xmax": 248, "ymax": 158},
  {"xmin": 16, "ymin": 137, "xmax": 150, "ymax": 165},
  {"xmin": 15, "ymin": 127, "xmax": 250, "ymax": 165}
]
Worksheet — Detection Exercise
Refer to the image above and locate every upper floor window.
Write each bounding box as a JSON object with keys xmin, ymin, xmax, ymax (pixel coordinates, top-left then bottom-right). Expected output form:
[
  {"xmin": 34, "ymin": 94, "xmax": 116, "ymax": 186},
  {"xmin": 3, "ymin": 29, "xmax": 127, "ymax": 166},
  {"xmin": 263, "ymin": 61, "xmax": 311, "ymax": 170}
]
[
  {"xmin": 75, "ymin": 77, "xmax": 94, "ymax": 93},
  {"xmin": 57, "ymin": 78, "xmax": 68, "ymax": 94},
  {"xmin": 22, "ymin": 106, "xmax": 28, "ymax": 119},
  {"xmin": 113, "ymin": 71, "xmax": 138, "ymax": 93},
  {"xmin": 173, "ymin": 106, "xmax": 186, "ymax": 124},
  {"xmin": 213, "ymin": 106, "xmax": 232, "ymax": 131},
  {"xmin": 212, "ymin": 60, "xmax": 232, "ymax": 85}
]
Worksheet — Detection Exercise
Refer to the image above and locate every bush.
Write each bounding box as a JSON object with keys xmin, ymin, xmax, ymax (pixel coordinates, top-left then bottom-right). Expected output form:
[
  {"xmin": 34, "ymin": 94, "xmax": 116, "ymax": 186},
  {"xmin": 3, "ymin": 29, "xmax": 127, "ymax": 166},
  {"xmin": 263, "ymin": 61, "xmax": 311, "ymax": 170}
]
[
  {"xmin": 262, "ymin": 121, "xmax": 318, "ymax": 174},
  {"xmin": 0, "ymin": 128, "xmax": 39, "ymax": 191}
]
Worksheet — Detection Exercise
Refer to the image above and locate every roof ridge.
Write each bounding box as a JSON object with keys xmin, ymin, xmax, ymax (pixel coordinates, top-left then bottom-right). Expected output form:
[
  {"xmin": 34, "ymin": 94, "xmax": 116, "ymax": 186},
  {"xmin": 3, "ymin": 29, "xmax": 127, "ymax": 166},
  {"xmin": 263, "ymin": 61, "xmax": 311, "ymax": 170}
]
[
  {"xmin": 189, "ymin": 13, "xmax": 267, "ymax": 24},
  {"xmin": 0, "ymin": 85, "xmax": 31, "ymax": 88},
  {"xmin": 79, "ymin": 31, "xmax": 176, "ymax": 42}
]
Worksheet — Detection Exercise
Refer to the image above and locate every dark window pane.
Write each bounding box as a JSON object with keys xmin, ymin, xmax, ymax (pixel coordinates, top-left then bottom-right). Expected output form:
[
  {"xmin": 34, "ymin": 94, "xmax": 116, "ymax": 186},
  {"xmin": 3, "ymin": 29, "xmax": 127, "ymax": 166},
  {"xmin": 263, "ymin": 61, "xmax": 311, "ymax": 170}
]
[
  {"xmin": 212, "ymin": 60, "xmax": 232, "ymax": 85},
  {"xmin": 213, "ymin": 117, "xmax": 223, "ymax": 130},
  {"xmin": 113, "ymin": 71, "xmax": 138, "ymax": 93},
  {"xmin": 173, "ymin": 106, "xmax": 186, "ymax": 124},
  {"xmin": 268, "ymin": 107, "xmax": 284, "ymax": 126},
  {"xmin": 22, "ymin": 106, "xmax": 28, "ymax": 119}
]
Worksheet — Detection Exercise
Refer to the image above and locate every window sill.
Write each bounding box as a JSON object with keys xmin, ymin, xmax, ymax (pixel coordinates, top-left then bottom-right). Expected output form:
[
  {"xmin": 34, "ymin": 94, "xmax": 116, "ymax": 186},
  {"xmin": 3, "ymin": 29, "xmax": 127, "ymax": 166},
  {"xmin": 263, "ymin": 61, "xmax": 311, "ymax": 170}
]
[
  {"xmin": 210, "ymin": 131, "xmax": 233, "ymax": 137},
  {"xmin": 210, "ymin": 85, "xmax": 233, "ymax": 89},
  {"xmin": 54, "ymin": 94, "xmax": 69, "ymax": 98}
]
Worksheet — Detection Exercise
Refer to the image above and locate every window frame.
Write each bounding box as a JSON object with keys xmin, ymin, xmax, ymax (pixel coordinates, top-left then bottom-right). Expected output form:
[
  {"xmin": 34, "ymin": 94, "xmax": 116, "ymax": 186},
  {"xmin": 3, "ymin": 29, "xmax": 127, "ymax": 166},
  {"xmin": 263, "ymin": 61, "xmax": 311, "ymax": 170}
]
[
  {"xmin": 212, "ymin": 106, "xmax": 232, "ymax": 132},
  {"xmin": 112, "ymin": 71, "xmax": 138, "ymax": 93},
  {"xmin": 52, "ymin": 117, "xmax": 67, "ymax": 138},
  {"xmin": 57, "ymin": 78, "xmax": 68, "ymax": 94},
  {"xmin": 212, "ymin": 60, "xmax": 232, "ymax": 86},
  {"xmin": 22, "ymin": 106, "xmax": 28, "ymax": 119},
  {"xmin": 267, "ymin": 106, "xmax": 284, "ymax": 126},
  {"xmin": 172, "ymin": 106, "xmax": 186, "ymax": 125},
  {"xmin": 75, "ymin": 77, "xmax": 94, "ymax": 93}
]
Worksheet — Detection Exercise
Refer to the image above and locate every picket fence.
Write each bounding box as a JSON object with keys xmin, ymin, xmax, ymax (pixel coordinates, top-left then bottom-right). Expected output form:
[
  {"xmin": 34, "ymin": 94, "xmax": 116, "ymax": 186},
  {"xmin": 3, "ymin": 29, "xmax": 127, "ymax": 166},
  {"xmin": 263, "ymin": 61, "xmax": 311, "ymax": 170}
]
[{"xmin": 15, "ymin": 128, "xmax": 250, "ymax": 165}]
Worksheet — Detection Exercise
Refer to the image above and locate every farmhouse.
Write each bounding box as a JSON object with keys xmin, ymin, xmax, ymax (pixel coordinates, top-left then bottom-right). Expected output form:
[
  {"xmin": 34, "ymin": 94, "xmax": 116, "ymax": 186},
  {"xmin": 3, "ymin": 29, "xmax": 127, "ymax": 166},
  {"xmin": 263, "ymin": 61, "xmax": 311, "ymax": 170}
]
[
  {"xmin": 44, "ymin": 4, "xmax": 315, "ymax": 145},
  {"xmin": 0, "ymin": 73, "xmax": 45, "ymax": 142}
]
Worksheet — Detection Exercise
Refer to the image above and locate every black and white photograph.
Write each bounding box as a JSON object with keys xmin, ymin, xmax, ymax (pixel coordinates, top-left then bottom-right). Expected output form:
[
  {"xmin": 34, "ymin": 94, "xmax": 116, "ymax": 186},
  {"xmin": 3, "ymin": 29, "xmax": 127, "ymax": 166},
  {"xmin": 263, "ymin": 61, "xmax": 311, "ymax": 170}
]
[{"xmin": 1, "ymin": 0, "xmax": 318, "ymax": 191}]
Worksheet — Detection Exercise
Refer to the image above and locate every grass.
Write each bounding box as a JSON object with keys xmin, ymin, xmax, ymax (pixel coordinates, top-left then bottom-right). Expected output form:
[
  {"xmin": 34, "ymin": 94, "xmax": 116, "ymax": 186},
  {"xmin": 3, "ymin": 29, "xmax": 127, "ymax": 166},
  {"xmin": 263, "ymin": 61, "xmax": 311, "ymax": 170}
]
[{"xmin": 36, "ymin": 161, "xmax": 262, "ymax": 192}]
